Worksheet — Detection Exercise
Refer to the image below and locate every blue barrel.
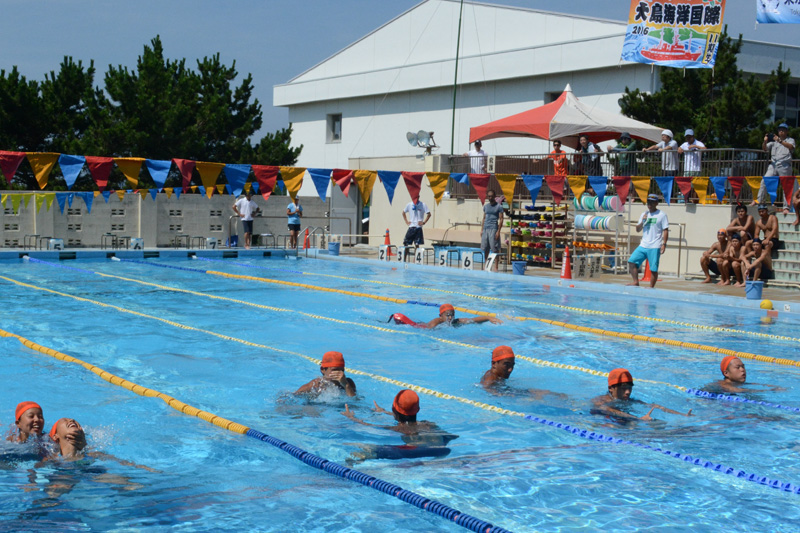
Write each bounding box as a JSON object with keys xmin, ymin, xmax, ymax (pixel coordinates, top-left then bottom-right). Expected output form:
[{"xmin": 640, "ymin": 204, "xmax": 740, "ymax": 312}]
[
  {"xmin": 328, "ymin": 242, "xmax": 341, "ymax": 256},
  {"xmin": 745, "ymin": 280, "xmax": 763, "ymax": 300},
  {"xmin": 512, "ymin": 261, "xmax": 527, "ymax": 275}
]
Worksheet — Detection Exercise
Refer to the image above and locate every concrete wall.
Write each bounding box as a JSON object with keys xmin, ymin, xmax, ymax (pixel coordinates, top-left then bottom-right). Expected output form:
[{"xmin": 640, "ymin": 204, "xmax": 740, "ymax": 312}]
[{"xmin": 0, "ymin": 192, "xmax": 330, "ymax": 248}]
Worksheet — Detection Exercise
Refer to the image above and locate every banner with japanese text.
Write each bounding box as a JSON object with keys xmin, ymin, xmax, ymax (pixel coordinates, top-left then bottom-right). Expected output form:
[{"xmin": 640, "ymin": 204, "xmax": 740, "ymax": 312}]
[
  {"xmin": 757, "ymin": 1, "xmax": 800, "ymax": 23},
  {"xmin": 621, "ymin": 0, "xmax": 726, "ymax": 68}
]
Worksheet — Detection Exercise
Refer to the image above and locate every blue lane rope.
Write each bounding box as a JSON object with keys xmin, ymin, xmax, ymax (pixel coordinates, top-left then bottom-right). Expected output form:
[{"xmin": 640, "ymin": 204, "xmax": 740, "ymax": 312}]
[
  {"xmin": 687, "ymin": 389, "xmax": 800, "ymax": 413},
  {"xmin": 112, "ymin": 257, "xmax": 208, "ymax": 273},
  {"xmin": 194, "ymin": 255, "xmax": 305, "ymax": 274},
  {"xmin": 524, "ymin": 415, "xmax": 800, "ymax": 495},
  {"xmin": 245, "ymin": 429, "xmax": 512, "ymax": 533},
  {"xmin": 25, "ymin": 256, "xmax": 95, "ymax": 274}
]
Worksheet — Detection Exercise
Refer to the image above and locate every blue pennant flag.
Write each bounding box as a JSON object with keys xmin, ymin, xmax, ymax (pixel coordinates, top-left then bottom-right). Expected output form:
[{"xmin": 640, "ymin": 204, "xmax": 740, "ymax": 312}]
[
  {"xmin": 55, "ymin": 192, "xmax": 68, "ymax": 214},
  {"xmin": 710, "ymin": 176, "xmax": 727, "ymax": 202},
  {"xmin": 67, "ymin": 193, "xmax": 74, "ymax": 208},
  {"xmin": 377, "ymin": 171, "xmax": 401, "ymax": 205},
  {"xmin": 276, "ymin": 180, "xmax": 286, "ymax": 193},
  {"xmin": 101, "ymin": 190, "xmax": 112, "ymax": 203},
  {"xmin": 223, "ymin": 163, "xmax": 251, "ymax": 197},
  {"xmin": 521, "ymin": 175, "xmax": 543, "ymax": 205},
  {"xmin": 450, "ymin": 173, "xmax": 469, "ymax": 185},
  {"xmin": 654, "ymin": 176, "xmax": 674, "ymax": 205},
  {"xmin": 587, "ymin": 175, "xmax": 608, "ymax": 203},
  {"xmin": 144, "ymin": 159, "xmax": 171, "ymax": 190},
  {"xmin": 173, "ymin": 187, "xmax": 181, "ymax": 200},
  {"xmin": 197, "ymin": 185, "xmax": 206, "ymax": 195},
  {"xmin": 80, "ymin": 192, "xmax": 94, "ymax": 213},
  {"xmin": 251, "ymin": 181, "xmax": 259, "ymax": 193},
  {"xmin": 763, "ymin": 176, "xmax": 780, "ymax": 204},
  {"xmin": 308, "ymin": 168, "xmax": 332, "ymax": 202},
  {"xmin": 58, "ymin": 154, "xmax": 86, "ymax": 190},
  {"xmin": 149, "ymin": 189, "xmax": 158, "ymax": 201}
]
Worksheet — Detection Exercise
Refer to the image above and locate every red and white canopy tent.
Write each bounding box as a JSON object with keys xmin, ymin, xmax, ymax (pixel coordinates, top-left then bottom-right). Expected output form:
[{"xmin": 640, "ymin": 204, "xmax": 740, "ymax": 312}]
[{"xmin": 469, "ymin": 84, "xmax": 663, "ymax": 149}]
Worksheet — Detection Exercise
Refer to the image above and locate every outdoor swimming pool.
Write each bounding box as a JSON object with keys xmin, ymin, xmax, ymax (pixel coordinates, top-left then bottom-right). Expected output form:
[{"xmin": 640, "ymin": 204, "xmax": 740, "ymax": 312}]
[{"xmin": 1, "ymin": 254, "xmax": 799, "ymax": 532}]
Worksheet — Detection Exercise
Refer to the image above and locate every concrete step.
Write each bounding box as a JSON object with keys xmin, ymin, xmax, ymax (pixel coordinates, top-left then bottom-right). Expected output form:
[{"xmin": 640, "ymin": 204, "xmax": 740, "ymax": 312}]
[
  {"xmin": 774, "ymin": 270, "xmax": 800, "ymax": 283},
  {"xmin": 774, "ymin": 258, "xmax": 800, "ymax": 270},
  {"xmin": 780, "ymin": 240, "xmax": 800, "ymax": 250}
]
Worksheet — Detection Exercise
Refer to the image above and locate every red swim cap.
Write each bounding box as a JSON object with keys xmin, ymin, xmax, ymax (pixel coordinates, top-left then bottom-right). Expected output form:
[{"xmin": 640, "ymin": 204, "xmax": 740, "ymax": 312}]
[
  {"xmin": 608, "ymin": 368, "xmax": 633, "ymax": 387},
  {"xmin": 492, "ymin": 345, "xmax": 515, "ymax": 362},
  {"xmin": 439, "ymin": 304, "xmax": 454, "ymax": 316},
  {"xmin": 15, "ymin": 401, "xmax": 42, "ymax": 422},
  {"xmin": 321, "ymin": 351, "xmax": 345, "ymax": 368},
  {"xmin": 392, "ymin": 389, "xmax": 420, "ymax": 416},
  {"xmin": 720, "ymin": 355, "xmax": 737, "ymax": 375},
  {"xmin": 49, "ymin": 418, "xmax": 65, "ymax": 441}
]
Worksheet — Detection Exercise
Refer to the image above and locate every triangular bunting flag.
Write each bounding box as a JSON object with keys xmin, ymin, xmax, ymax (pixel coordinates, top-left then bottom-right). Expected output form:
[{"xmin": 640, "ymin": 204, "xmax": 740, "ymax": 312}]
[
  {"xmin": 521, "ymin": 175, "xmax": 543, "ymax": 205},
  {"xmin": 252, "ymin": 165, "xmax": 279, "ymax": 201},
  {"xmin": 81, "ymin": 191, "xmax": 94, "ymax": 213},
  {"xmin": 567, "ymin": 175, "xmax": 587, "ymax": 200},
  {"xmin": 763, "ymin": 176, "xmax": 779, "ymax": 204},
  {"xmin": 450, "ymin": 173, "xmax": 469, "ymax": 185},
  {"xmin": 654, "ymin": 176, "xmax": 674, "ymax": 205},
  {"xmin": 58, "ymin": 154, "xmax": 86, "ymax": 190},
  {"xmin": 543, "ymin": 175, "xmax": 565, "ymax": 205},
  {"xmin": 223, "ymin": 163, "xmax": 251, "ymax": 197},
  {"xmin": 101, "ymin": 190, "xmax": 112, "ymax": 203},
  {"xmin": 426, "ymin": 172, "xmax": 450, "ymax": 204},
  {"xmin": 588, "ymin": 175, "xmax": 608, "ymax": 203},
  {"xmin": 173, "ymin": 158, "xmax": 196, "ymax": 193},
  {"xmin": 630, "ymin": 176, "xmax": 651, "ymax": 204},
  {"xmin": 308, "ymin": 168, "xmax": 333, "ymax": 202},
  {"xmin": 612, "ymin": 176, "xmax": 631, "ymax": 206},
  {"xmin": 22, "ymin": 193, "xmax": 33, "ymax": 209},
  {"xmin": 279, "ymin": 166, "xmax": 306, "ymax": 201},
  {"xmin": 144, "ymin": 159, "xmax": 171, "ymax": 190},
  {"xmin": 27, "ymin": 152, "xmax": 60, "ymax": 189},
  {"xmin": 216, "ymin": 184, "xmax": 226, "ymax": 195},
  {"xmin": 44, "ymin": 192, "xmax": 56, "ymax": 211},
  {"xmin": 34, "ymin": 193, "xmax": 46, "ymax": 213},
  {"xmin": 354, "ymin": 170, "xmax": 378, "ymax": 204},
  {"xmin": 332, "ymin": 169, "xmax": 353, "ymax": 197},
  {"xmin": 780, "ymin": 176, "xmax": 796, "ymax": 207},
  {"xmin": 470, "ymin": 174, "xmax": 490, "ymax": 203},
  {"xmin": 692, "ymin": 177, "xmax": 709, "ymax": 204},
  {"xmin": 137, "ymin": 189, "xmax": 148, "ymax": 200},
  {"xmin": 495, "ymin": 174, "xmax": 517, "ymax": 205},
  {"xmin": 55, "ymin": 192, "xmax": 68, "ymax": 214},
  {"xmin": 10, "ymin": 194, "xmax": 24, "ymax": 213},
  {"xmin": 164, "ymin": 187, "xmax": 173, "ymax": 199},
  {"xmin": 196, "ymin": 162, "xmax": 225, "ymax": 199},
  {"xmin": 0, "ymin": 194, "xmax": 7, "ymax": 208},
  {"xmin": 173, "ymin": 187, "xmax": 181, "ymax": 200},
  {"xmin": 85, "ymin": 156, "xmax": 114, "ymax": 190},
  {"xmin": 0, "ymin": 151, "xmax": 26, "ymax": 182},
  {"xmin": 149, "ymin": 189, "xmax": 158, "ymax": 200},
  {"xmin": 401, "ymin": 172, "xmax": 425, "ymax": 204},
  {"xmin": 116, "ymin": 190, "xmax": 126, "ymax": 202},
  {"xmin": 197, "ymin": 185, "xmax": 206, "ymax": 195},
  {"xmin": 114, "ymin": 157, "xmax": 145, "ymax": 188},
  {"xmin": 675, "ymin": 176, "xmax": 693, "ymax": 200},
  {"xmin": 727, "ymin": 176, "xmax": 744, "ymax": 199},
  {"xmin": 710, "ymin": 176, "xmax": 728, "ymax": 202},
  {"xmin": 378, "ymin": 171, "xmax": 401, "ymax": 204},
  {"xmin": 745, "ymin": 176, "xmax": 762, "ymax": 201}
]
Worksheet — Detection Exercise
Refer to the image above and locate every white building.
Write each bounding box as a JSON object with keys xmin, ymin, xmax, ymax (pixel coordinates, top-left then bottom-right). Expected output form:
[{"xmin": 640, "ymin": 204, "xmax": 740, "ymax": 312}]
[{"xmin": 274, "ymin": 0, "xmax": 800, "ymax": 184}]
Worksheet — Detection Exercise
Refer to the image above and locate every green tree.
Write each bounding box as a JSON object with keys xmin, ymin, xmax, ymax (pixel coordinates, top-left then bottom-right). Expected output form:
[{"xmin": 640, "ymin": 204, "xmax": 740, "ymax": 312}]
[{"xmin": 619, "ymin": 29, "xmax": 790, "ymax": 148}]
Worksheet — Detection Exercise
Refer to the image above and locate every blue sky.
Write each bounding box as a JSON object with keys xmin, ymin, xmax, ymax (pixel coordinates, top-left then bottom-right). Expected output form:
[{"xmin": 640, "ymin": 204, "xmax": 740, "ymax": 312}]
[{"xmin": 1, "ymin": 1, "xmax": 796, "ymax": 135}]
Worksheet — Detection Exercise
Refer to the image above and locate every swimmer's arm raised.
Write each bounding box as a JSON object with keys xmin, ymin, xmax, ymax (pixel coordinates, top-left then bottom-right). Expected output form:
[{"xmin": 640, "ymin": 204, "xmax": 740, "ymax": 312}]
[
  {"xmin": 294, "ymin": 378, "xmax": 322, "ymax": 395},
  {"xmin": 342, "ymin": 405, "xmax": 392, "ymax": 429},
  {"xmin": 461, "ymin": 316, "xmax": 502, "ymax": 325}
]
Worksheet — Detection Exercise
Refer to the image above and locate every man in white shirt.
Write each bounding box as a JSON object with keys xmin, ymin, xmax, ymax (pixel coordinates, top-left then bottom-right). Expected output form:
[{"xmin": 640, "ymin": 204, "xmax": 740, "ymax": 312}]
[
  {"xmin": 464, "ymin": 140, "xmax": 487, "ymax": 174},
  {"xmin": 677, "ymin": 129, "xmax": 706, "ymax": 176},
  {"xmin": 628, "ymin": 194, "xmax": 669, "ymax": 288},
  {"xmin": 232, "ymin": 190, "xmax": 260, "ymax": 249},
  {"xmin": 401, "ymin": 198, "xmax": 431, "ymax": 246},
  {"xmin": 757, "ymin": 122, "xmax": 796, "ymax": 204},
  {"xmin": 643, "ymin": 129, "xmax": 679, "ymax": 175}
]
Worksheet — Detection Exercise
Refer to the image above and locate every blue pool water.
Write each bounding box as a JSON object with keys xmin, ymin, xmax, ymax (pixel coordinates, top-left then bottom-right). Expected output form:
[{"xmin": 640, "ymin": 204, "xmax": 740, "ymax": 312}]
[{"xmin": 1, "ymin": 255, "xmax": 799, "ymax": 532}]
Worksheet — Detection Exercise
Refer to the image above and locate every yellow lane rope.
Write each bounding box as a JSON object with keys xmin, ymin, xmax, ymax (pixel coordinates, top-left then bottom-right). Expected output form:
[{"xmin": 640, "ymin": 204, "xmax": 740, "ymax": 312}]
[
  {"xmin": 297, "ymin": 265, "xmax": 800, "ymax": 344},
  {"xmin": 205, "ymin": 271, "xmax": 800, "ymax": 369}
]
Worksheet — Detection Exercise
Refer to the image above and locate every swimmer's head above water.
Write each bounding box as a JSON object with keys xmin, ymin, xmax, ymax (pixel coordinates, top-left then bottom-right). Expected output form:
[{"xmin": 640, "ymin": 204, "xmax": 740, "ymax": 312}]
[
  {"xmin": 607, "ymin": 368, "xmax": 634, "ymax": 400},
  {"xmin": 392, "ymin": 389, "xmax": 420, "ymax": 423},
  {"xmin": 439, "ymin": 304, "xmax": 456, "ymax": 325},
  {"xmin": 720, "ymin": 356, "xmax": 746, "ymax": 383},
  {"xmin": 320, "ymin": 351, "xmax": 346, "ymax": 380},
  {"xmin": 491, "ymin": 345, "xmax": 516, "ymax": 380},
  {"xmin": 14, "ymin": 401, "xmax": 44, "ymax": 442}
]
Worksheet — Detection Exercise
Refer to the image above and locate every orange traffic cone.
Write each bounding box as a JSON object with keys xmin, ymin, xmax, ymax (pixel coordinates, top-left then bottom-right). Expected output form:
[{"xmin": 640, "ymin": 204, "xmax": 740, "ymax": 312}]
[
  {"xmin": 560, "ymin": 246, "xmax": 572, "ymax": 279},
  {"xmin": 640, "ymin": 260, "xmax": 652, "ymax": 283},
  {"xmin": 384, "ymin": 228, "xmax": 394, "ymax": 256},
  {"xmin": 303, "ymin": 228, "xmax": 310, "ymax": 250}
]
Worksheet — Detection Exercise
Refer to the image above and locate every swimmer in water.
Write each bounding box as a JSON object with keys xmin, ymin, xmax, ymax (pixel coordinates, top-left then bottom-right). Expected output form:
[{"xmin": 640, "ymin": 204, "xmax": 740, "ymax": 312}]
[
  {"xmin": 701, "ymin": 355, "xmax": 785, "ymax": 394},
  {"xmin": 425, "ymin": 304, "xmax": 502, "ymax": 329},
  {"xmin": 295, "ymin": 351, "xmax": 357, "ymax": 397},
  {"xmin": 7, "ymin": 402, "xmax": 45, "ymax": 443},
  {"xmin": 480, "ymin": 346, "xmax": 567, "ymax": 400},
  {"xmin": 592, "ymin": 368, "xmax": 692, "ymax": 422}
]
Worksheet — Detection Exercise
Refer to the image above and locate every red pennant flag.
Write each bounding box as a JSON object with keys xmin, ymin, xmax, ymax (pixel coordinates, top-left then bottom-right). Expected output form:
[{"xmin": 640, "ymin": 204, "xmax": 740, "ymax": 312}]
[
  {"xmin": 780, "ymin": 176, "xmax": 796, "ymax": 207},
  {"xmin": 401, "ymin": 172, "xmax": 425, "ymax": 204},
  {"xmin": 252, "ymin": 165, "xmax": 279, "ymax": 201},
  {"xmin": 332, "ymin": 169, "xmax": 353, "ymax": 197},
  {"xmin": 469, "ymin": 173, "xmax": 490, "ymax": 203},
  {"xmin": 727, "ymin": 176, "xmax": 744, "ymax": 199},
  {"xmin": 85, "ymin": 156, "xmax": 114, "ymax": 190},
  {"xmin": 544, "ymin": 175, "xmax": 566, "ymax": 205},
  {"xmin": 612, "ymin": 176, "xmax": 631, "ymax": 206},
  {"xmin": 173, "ymin": 158, "xmax": 196, "ymax": 193},
  {"xmin": 0, "ymin": 151, "xmax": 26, "ymax": 182},
  {"xmin": 674, "ymin": 176, "xmax": 694, "ymax": 199}
]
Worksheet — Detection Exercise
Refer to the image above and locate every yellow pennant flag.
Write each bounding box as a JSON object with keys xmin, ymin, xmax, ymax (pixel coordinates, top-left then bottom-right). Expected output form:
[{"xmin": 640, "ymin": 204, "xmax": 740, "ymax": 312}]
[
  {"xmin": 138, "ymin": 189, "xmax": 149, "ymax": 199},
  {"xmin": 191, "ymin": 186, "xmax": 198, "ymax": 192},
  {"xmin": 280, "ymin": 167, "xmax": 306, "ymax": 201},
  {"xmin": 35, "ymin": 193, "xmax": 46, "ymax": 213},
  {"xmin": 116, "ymin": 190, "xmax": 126, "ymax": 202},
  {"xmin": 692, "ymin": 176, "xmax": 709, "ymax": 204},
  {"xmin": 495, "ymin": 174, "xmax": 517, "ymax": 205},
  {"xmin": 26, "ymin": 152, "xmax": 60, "ymax": 189},
  {"xmin": 114, "ymin": 157, "xmax": 145, "ymax": 188},
  {"xmin": 745, "ymin": 176, "xmax": 762, "ymax": 200},
  {"xmin": 10, "ymin": 194, "xmax": 23, "ymax": 213},
  {"xmin": 0, "ymin": 194, "xmax": 6, "ymax": 207},
  {"xmin": 354, "ymin": 170, "xmax": 378, "ymax": 204},
  {"xmin": 21, "ymin": 193, "xmax": 33, "ymax": 209},
  {"xmin": 196, "ymin": 162, "xmax": 225, "ymax": 199},
  {"xmin": 93, "ymin": 191, "xmax": 101, "ymax": 197},
  {"xmin": 244, "ymin": 182, "xmax": 252, "ymax": 193},
  {"xmin": 44, "ymin": 192, "xmax": 56, "ymax": 211},
  {"xmin": 567, "ymin": 176, "xmax": 588, "ymax": 200},
  {"xmin": 425, "ymin": 172, "xmax": 449, "ymax": 204},
  {"xmin": 164, "ymin": 187, "xmax": 173, "ymax": 199},
  {"xmin": 216, "ymin": 184, "xmax": 226, "ymax": 195},
  {"xmin": 630, "ymin": 176, "xmax": 651, "ymax": 204}
]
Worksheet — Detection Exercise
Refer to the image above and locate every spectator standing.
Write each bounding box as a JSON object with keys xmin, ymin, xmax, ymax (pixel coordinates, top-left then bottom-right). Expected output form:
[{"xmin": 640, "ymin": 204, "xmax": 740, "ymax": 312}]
[
  {"xmin": 287, "ymin": 197, "xmax": 303, "ymax": 249},
  {"xmin": 464, "ymin": 140, "xmax": 487, "ymax": 174},
  {"xmin": 401, "ymin": 197, "xmax": 431, "ymax": 246},
  {"xmin": 548, "ymin": 140, "xmax": 569, "ymax": 176},
  {"xmin": 607, "ymin": 132, "xmax": 638, "ymax": 175},
  {"xmin": 678, "ymin": 129, "xmax": 706, "ymax": 176},
  {"xmin": 627, "ymin": 194, "xmax": 669, "ymax": 288},
  {"xmin": 574, "ymin": 134, "xmax": 602, "ymax": 176},
  {"xmin": 481, "ymin": 190, "xmax": 504, "ymax": 271},
  {"xmin": 643, "ymin": 129, "xmax": 679, "ymax": 176},
  {"xmin": 232, "ymin": 190, "xmax": 260, "ymax": 249},
  {"xmin": 756, "ymin": 123, "xmax": 796, "ymax": 205}
]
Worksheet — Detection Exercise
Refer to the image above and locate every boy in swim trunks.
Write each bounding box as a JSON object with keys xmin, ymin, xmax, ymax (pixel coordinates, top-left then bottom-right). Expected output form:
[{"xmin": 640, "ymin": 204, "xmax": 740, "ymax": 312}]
[
  {"xmin": 592, "ymin": 368, "xmax": 692, "ymax": 421},
  {"xmin": 722, "ymin": 234, "xmax": 745, "ymax": 287},
  {"xmin": 295, "ymin": 351, "xmax": 357, "ymax": 397},
  {"xmin": 7, "ymin": 401, "xmax": 44, "ymax": 443},
  {"xmin": 699, "ymin": 229, "xmax": 730, "ymax": 285},
  {"xmin": 742, "ymin": 238, "xmax": 773, "ymax": 281},
  {"xmin": 726, "ymin": 203, "xmax": 755, "ymax": 245},
  {"xmin": 755, "ymin": 204, "xmax": 779, "ymax": 253},
  {"xmin": 425, "ymin": 304, "xmax": 502, "ymax": 329},
  {"xmin": 702, "ymin": 356, "xmax": 784, "ymax": 395}
]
